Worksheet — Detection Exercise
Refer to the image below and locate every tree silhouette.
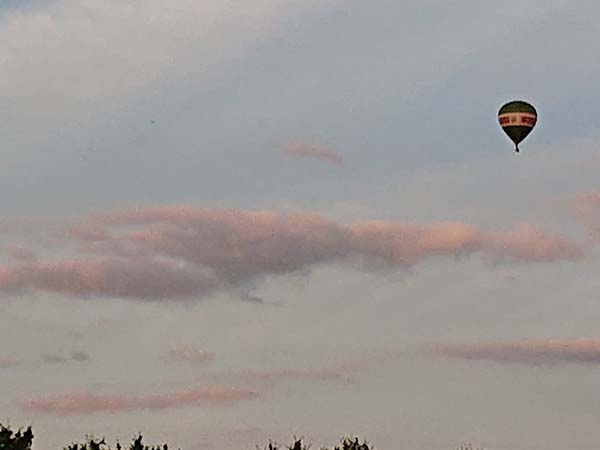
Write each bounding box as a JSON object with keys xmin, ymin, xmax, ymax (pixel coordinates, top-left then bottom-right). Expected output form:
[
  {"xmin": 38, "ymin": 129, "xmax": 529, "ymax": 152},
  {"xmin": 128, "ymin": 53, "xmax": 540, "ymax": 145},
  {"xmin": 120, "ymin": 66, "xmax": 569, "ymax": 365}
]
[
  {"xmin": 456, "ymin": 443, "xmax": 484, "ymax": 450},
  {"xmin": 65, "ymin": 434, "xmax": 172, "ymax": 450},
  {"xmin": 331, "ymin": 437, "xmax": 373, "ymax": 450},
  {"xmin": 258, "ymin": 436, "xmax": 373, "ymax": 450},
  {"xmin": 64, "ymin": 436, "xmax": 109, "ymax": 450},
  {"xmin": 257, "ymin": 437, "xmax": 310, "ymax": 450},
  {"xmin": 126, "ymin": 434, "xmax": 169, "ymax": 450},
  {"xmin": 4, "ymin": 422, "xmax": 494, "ymax": 450},
  {"xmin": 0, "ymin": 424, "xmax": 33, "ymax": 450}
]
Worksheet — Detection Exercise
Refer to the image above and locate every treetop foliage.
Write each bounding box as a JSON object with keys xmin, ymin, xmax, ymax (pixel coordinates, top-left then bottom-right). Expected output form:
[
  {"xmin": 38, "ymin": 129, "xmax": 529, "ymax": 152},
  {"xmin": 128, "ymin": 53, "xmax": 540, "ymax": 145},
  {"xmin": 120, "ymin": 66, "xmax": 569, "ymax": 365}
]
[
  {"xmin": 0, "ymin": 422, "xmax": 483, "ymax": 450},
  {"xmin": 259, "ymin": 436, "xmax": 373, "ymax": 450},
  {"xmin": 456, "ymin": 443, "xmax": 484, "ymax": 450},
  {"xmin": 0, "ymin": 425, "xmax": 34, "ymax": 450},
  {"xmin": 64, "ymin": 434, "xmax": 173, "ymax": 450}
]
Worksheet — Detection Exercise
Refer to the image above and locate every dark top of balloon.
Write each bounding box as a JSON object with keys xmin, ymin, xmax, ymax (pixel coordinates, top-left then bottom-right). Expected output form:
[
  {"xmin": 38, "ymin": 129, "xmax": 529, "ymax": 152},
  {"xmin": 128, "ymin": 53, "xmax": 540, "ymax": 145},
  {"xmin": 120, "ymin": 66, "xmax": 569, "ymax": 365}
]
[{"xmin": 498, "ymin": 101, "xmax": 537, "ymax": 116}]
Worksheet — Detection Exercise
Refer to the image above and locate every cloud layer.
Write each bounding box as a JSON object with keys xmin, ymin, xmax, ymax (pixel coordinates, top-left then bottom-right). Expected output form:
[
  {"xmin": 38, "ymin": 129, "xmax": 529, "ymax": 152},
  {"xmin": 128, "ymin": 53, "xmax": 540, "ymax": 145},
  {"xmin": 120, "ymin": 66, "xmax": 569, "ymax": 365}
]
[
  {"xmin": 426, "ymin": 339, "xmax": 600, "ymax": 365},
  {"xmin": 244, "ymin": 367, "xmax": 353, "ymax": 384},
  {"xmin": 41, "ymin": 351, "xmax": 90, "ymax": 364},
  {"xmin": 572, "ymin": 192, "xmax": 600, "ymax": 241},
  {"xmin": 0, "ymin": 357, "xmax": 20, "ymax": 369},
  {"xmin": 22, "ymin": 386, "xmax": 257, "ymax": 415},
  {"xmin": 285, "ymin": 143, "xmax": 344, "ymax": 165},
  {"xmin": 0, "ymin": 258, "xmax": 218, "ymax": 300},
  {"xmin": 161, "ymin": 348, "xmax": 216, "ymax": 364},
  {"xmin": 0, "ymin": 0, "xmax": 326, "ymax": 136},
  {"xmin": 0, "ymin": 206, "xmax": 582, "ymax": 301}
]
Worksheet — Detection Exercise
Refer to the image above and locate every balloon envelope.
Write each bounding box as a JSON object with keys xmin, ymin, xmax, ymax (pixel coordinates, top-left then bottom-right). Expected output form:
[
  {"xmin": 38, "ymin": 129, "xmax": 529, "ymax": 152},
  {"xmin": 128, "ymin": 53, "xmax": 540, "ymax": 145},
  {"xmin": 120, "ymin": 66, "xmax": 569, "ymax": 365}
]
[{"xmin": 498, "ymin": 100, "xmax": 537, "ymax": 152}]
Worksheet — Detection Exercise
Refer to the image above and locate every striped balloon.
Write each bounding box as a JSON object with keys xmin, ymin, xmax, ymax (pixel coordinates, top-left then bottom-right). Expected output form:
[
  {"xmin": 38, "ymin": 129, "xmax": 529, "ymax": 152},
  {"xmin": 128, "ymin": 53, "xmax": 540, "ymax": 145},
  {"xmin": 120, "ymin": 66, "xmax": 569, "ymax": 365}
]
[{"xmin": 498, "ymin": 100, "xmax": 537, "ymax": 153}]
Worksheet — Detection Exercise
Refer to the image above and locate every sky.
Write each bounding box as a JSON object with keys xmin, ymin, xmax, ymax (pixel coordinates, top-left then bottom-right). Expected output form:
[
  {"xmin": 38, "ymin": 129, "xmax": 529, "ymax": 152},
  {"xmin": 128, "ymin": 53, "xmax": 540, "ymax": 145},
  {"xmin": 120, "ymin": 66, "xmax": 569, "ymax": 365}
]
[{"xmin": 2, "ymin": 1, "xmax": 600, "ymax": 449}]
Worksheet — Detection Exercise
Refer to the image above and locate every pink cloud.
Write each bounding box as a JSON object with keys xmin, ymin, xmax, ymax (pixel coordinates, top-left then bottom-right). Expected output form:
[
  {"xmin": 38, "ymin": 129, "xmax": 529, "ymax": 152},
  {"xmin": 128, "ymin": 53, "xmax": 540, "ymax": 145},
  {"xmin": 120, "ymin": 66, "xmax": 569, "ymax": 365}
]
[
  {"xmin": 0, "ymin": 206, "xmax": 582, "ymax": 301},
  {"xmin": 0, "ymin": 357, "xmax": 20, "ymax": 369},
  {"xmin": 162, "ymin": 348, "xmax": 216, "ymax": 364},
  {"xmin": 22, "ymin": 386, "xmax": 257, "ymax": 415},
  {"xmin": 483, "ymin": 224, "xmax": 582, "ymax": 263},
  {"xmin": 285, "ymin": 143, "xmax": 344, "ymax": 165},
  {"xmin": 572, "ymin": 192, "xmax": 600, "ymax": 214},
  {"xmin": 348, "ymin": 221, "xmax": 580, "ymax": 266},
  {"xmin": 0, "ymin": 258, "xmax": 218, "ymax": 300},
  {"xmin": 425, "ymin": 339, "xmax": 600, "ymax": 365},
  {"xmin": 99, "ymin": 207, "xmax": 581, "ymax": 268},
  {"xmin": 236, "ymin": 355, "xmax": 389, "ymax": 385}
]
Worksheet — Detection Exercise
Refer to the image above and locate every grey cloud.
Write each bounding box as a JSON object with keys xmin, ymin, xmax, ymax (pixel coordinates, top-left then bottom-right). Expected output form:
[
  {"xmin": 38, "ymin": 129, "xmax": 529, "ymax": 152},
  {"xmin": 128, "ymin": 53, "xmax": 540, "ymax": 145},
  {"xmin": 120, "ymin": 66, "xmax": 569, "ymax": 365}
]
[
  {"xmin": 425, "ymin": 339, "xmax": 600, "ymax": 365},
  {"xmin": 285, "ymin": 143, "xmax": 344, "ymax": 165}
]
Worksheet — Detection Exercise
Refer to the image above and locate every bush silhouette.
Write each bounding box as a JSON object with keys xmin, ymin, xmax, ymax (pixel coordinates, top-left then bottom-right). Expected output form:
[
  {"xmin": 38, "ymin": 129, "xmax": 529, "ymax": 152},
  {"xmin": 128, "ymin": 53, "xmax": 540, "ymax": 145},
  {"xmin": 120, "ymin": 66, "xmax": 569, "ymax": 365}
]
[
  {"xmin": 64, "ymin": 434, "xmax": 172, "ymax": 450},
  {"xmin": 258, "ymin": 436, "xmax": 374, "ymax": 450},
  {"xmin": 331, "ymin": 437, "xmax": 373, "ymax": 450},
  {"xmin": 2, "ymin": 422, "xmax": 495, "ymax": 450},
  {"xmin": 0, "ymin": 424, "xmax": 34, "ymax": 450}
]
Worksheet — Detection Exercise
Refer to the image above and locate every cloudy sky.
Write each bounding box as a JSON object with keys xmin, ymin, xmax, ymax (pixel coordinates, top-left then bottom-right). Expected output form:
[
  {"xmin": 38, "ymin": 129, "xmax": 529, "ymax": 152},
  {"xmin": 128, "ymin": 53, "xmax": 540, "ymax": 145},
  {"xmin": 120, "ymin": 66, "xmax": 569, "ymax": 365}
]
[{"xmin": 2, "ymin": 1, "xmax": 600, "ymax": 449}]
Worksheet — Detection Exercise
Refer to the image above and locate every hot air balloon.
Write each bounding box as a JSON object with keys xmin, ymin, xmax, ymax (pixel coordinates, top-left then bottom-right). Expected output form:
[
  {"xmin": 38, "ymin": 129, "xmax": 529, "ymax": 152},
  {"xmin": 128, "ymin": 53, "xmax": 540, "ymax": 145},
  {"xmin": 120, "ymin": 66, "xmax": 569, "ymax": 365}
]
[{"xmin": 497, "ymin": 100, "xmax": 537, "ymax": 152}]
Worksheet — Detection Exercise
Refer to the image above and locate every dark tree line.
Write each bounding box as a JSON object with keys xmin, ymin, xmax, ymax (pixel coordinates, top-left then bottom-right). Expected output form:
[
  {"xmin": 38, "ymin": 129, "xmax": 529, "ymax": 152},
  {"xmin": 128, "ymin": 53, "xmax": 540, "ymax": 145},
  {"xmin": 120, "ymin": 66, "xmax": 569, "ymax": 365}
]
[
  {"xmin": 261, "ymin": 436, "xmax": 373, "ymax": 450},
  {"xmin": 65, "ymin": 434, "xmax": 171, "ymax": 450},
  {"xmin": 0, "ymin": 425, "xmax": 171, "ymax": 450},
  {"xmin": 0, "ymin": 424, "xmax": 34, "ymax": 450},
  {"xmin": 0, "ymin": 422, "xmax": 481, "ymax": 450}
]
